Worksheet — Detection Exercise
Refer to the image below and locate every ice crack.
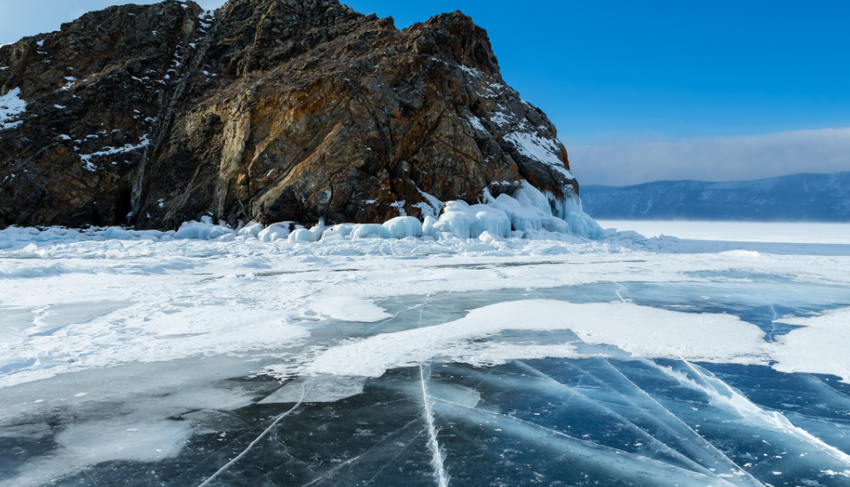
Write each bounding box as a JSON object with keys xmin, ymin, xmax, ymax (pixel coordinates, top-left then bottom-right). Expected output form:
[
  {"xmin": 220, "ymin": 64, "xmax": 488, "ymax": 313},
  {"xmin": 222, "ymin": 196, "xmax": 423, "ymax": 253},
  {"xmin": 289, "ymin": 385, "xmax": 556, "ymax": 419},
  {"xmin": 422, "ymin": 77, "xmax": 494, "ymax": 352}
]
[
  {"xmin": 420, "ymin": 364, "xmax": 450, "ymax": 487},
  {"xmin": 197, "ymin": 384, "xmax": 310, "ymax": 487}
]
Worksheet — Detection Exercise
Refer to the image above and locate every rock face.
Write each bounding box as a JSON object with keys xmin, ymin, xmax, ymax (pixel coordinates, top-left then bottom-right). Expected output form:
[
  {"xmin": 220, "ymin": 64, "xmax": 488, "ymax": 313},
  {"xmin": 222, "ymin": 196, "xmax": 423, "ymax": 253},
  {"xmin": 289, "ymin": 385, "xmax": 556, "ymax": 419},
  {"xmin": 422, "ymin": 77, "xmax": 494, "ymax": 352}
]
[{"xmin": 0, "ymin": 0, "xmax": 581, "ymax": 229}]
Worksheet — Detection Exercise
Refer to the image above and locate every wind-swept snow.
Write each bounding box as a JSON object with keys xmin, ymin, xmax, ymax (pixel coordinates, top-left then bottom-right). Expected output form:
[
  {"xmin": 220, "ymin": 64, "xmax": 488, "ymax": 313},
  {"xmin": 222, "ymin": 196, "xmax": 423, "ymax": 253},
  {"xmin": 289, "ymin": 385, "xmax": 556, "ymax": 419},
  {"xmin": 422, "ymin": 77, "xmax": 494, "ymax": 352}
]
[
  {"xmin": 305, "ymin": 300, "xmax": 767, "ymax": 378},
  {"xmin": 771, "ymin": 308, "xmax": 850, "ymax": 382}
]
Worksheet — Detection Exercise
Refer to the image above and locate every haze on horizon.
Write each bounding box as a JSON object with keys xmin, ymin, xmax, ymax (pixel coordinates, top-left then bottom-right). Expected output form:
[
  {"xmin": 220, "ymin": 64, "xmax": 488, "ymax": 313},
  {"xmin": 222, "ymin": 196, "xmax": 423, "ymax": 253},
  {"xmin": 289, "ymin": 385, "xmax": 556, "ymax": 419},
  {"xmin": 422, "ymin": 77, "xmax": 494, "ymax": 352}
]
[{"xmin": 2, "ymin": 0, "xmax": 848, "ymax": 186}]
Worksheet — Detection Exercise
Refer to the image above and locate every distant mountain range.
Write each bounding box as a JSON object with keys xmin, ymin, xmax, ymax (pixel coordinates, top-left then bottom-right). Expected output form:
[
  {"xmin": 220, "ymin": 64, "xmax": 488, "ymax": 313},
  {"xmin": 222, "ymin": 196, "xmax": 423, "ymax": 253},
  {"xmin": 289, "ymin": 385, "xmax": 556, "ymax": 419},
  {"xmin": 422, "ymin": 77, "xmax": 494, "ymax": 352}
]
[{"xmin": 580, "ymin": 172, "xmax": 850, "ymax": 221}]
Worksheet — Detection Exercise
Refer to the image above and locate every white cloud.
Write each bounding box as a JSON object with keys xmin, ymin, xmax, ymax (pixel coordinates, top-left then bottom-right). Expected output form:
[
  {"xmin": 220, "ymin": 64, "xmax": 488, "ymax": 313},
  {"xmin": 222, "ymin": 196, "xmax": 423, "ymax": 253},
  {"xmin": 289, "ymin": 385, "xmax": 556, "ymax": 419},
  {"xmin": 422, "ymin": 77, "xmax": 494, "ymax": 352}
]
[{"xmin": 569, "ymin": 127, "xmax": 850, "ymax": 186}]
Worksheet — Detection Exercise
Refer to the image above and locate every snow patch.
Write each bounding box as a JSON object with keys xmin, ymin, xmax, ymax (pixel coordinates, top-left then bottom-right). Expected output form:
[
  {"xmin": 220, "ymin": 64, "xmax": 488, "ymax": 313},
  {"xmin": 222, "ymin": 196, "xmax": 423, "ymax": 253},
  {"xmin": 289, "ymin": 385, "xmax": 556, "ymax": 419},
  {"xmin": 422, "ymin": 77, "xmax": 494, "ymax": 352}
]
[
  {"xmin": 0, "ymin": 88, "xmax": 27, "ymax": 131},
  {"xmin": 306, "ymin": 300, "xmax": 767, "ymax": 378},
  {"xmin": 771, "ymin": 307, "xmax": 850, "ymax": 383},
  {"xmin": 79, "ymin": 135, "xmax": 150, "ymax": 171},
  {"xmin": 415, "ymin": 190, "xmax": 445, "ymax": 219},
  {"xmin": 502, "ymin": 132, "xmax": 574, "ymax": 179},
  {"xmin": 466, "ymin": 115, "xmax": 486, "ymax": 133},
  {"xmin": 308, "ymin": 296, "xmax": 391, "ymax": 323}
]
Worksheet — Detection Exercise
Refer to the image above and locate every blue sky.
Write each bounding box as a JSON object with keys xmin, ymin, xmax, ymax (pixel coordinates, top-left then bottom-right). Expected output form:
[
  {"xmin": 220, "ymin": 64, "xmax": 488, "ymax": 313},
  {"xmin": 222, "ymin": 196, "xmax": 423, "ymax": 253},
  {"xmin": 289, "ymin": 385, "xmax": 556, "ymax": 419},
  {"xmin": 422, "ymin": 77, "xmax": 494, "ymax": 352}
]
[{"xmin": 3, "ymin": 0, "xmax": 849, "ymax": 185}]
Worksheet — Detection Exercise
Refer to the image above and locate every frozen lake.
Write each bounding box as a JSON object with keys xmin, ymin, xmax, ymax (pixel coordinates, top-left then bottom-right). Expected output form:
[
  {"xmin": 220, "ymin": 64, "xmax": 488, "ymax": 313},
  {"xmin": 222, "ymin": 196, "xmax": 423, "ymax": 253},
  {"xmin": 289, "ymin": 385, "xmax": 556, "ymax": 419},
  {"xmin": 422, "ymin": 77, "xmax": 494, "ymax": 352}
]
[
  {"xmin": 599, "ymin": 220, "xmax": 850, "ymax": 245},
  {"xmin": 1, "ymin": 221, "xmax": 849, "ymax": 486}
]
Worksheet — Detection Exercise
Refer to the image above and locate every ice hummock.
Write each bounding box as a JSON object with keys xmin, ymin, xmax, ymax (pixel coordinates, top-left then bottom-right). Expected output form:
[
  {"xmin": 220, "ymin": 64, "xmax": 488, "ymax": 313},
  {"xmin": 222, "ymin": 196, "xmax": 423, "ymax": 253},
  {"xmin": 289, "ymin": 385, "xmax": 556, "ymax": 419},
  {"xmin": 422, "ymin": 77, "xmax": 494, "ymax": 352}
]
[
  {"xmin": 0, "ymin": 180, "xmax": 599, "ymax": 246},
  {"xmin": 383, "ymin": 216, "xmax": 423, "ymax": 238},
  {"xmin": 426, "ymin": 200, "xmax": 512, "ymax": 239},
  {"xmin": 484, "ymin": 181, "xmax": 603, "ymax": 238}
]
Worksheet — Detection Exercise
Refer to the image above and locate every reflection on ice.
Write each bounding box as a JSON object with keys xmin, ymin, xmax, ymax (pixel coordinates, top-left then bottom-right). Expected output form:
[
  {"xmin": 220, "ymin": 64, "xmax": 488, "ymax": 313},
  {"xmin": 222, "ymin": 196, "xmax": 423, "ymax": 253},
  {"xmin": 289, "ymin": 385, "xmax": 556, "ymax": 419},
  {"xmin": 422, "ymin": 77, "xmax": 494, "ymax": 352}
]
[
  {"xmin": 508, "ymin": 360, "xmax": 760, "ymax": 484},
  {"xmin": 5, "ymin": 357, "xmax": 850, "ymax": 486},
  {"xmin": 658, "ymin": 361, "xmax": 850, "ymax": 466}
]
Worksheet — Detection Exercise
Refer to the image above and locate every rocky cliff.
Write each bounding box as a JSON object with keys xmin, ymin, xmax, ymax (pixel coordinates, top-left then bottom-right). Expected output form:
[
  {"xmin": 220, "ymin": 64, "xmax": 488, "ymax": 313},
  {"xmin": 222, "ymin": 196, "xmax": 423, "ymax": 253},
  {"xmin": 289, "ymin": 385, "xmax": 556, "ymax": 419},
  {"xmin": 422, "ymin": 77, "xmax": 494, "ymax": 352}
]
[{"xmin": 0, "ymin": 0, "xmax": 581, "ymax": 230}]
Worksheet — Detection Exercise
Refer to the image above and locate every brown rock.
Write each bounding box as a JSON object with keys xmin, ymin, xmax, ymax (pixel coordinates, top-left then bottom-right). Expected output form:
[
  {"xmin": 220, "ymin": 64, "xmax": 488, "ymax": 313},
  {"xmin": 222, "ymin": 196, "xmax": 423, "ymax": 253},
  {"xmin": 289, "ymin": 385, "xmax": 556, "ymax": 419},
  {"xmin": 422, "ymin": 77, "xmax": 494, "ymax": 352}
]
[{"xmin": 0, "ymin": 0, "xmax": 581, "ymax": 230}]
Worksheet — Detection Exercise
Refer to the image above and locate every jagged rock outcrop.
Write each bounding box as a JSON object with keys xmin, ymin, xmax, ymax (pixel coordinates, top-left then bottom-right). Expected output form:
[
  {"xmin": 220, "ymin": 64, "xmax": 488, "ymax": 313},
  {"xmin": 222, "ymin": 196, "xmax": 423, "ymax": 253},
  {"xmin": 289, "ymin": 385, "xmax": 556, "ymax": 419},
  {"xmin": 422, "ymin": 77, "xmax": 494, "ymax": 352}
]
[{"xmin": 0, "ymin": 0, "xmax": 581, "ymax": 229}]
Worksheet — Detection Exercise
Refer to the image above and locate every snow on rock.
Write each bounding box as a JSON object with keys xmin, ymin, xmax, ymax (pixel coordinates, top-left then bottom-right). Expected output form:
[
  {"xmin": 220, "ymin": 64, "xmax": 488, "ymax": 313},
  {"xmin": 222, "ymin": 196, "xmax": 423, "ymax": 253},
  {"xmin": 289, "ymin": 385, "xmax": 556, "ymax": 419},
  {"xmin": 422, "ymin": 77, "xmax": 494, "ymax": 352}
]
[
  {"xmin": 503, "ymin": 132, "xmax": 574, "ymax": 179},
  {"xmin": 466, "ymin": 114, "xmax": 486, "ymax": 133},
  {"xmin": 414, "ymin": 190, "xmax": 445, "ymax": 219},
  {"xmin": 383, "ymin": 216, "xmax": 422, "ymax": 238},
  {"xmin": 79, "ymin": 134, "xmax": 150, "ymax": 171},
  {"xmin": 0, "ymin": 87, "xmax": 27, "ymax": 131}
]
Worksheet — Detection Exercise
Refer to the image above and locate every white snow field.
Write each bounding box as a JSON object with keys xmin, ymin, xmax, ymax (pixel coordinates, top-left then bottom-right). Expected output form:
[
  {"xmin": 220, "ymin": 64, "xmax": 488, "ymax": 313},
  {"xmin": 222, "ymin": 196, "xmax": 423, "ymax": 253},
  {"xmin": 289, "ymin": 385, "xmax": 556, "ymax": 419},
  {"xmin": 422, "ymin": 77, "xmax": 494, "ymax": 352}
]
[{"xmin": 1, "ymin": 212, "xmax": 850, "ymax": 486}]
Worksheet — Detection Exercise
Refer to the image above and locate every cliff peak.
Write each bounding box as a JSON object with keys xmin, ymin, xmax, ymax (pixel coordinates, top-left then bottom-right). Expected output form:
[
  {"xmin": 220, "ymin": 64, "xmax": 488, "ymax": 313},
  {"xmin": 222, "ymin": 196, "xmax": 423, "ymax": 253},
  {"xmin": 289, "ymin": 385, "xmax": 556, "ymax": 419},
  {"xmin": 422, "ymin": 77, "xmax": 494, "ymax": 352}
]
[{"xmin": 0, "ymin": 0, "xmax": 579, "ymax": 230}]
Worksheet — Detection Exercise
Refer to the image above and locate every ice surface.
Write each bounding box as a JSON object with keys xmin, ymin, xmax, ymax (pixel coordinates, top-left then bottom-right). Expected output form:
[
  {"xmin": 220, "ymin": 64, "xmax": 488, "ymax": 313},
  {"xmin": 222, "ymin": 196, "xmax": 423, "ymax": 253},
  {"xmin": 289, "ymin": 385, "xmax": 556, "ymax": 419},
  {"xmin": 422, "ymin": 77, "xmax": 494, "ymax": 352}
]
[
  {"xmin": 1, "ymin": 220, "xmax": 849, "ymax": 485},
  {"xmin": 259, "ymin": 375, "xmax": 366, "ymax": 404}
]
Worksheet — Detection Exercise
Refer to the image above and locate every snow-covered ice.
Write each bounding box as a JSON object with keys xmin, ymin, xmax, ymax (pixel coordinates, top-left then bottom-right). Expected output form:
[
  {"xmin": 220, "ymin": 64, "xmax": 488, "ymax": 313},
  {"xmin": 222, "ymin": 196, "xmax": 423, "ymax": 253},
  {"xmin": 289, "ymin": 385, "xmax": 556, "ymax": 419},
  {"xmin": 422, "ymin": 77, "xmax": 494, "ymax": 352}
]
[
  {"xmin": 1, "ymin": 215, "xmax": 849, "ymax": 486},
  {"xmin": 599, "ymin": 220, "xmax": 850, "ymax": 244}
]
